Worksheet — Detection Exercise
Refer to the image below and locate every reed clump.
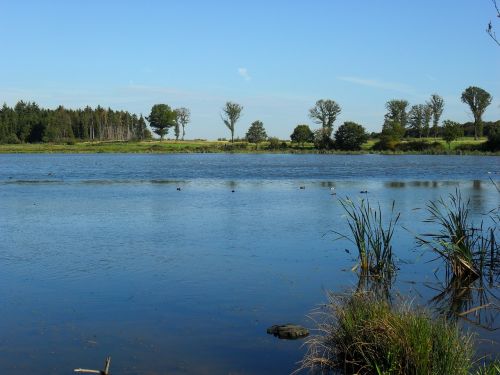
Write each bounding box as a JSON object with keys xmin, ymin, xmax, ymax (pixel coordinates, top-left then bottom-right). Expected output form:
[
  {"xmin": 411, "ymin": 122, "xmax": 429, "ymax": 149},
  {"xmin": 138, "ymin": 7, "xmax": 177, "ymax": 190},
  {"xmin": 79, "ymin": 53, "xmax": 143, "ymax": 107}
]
[
  {"xmin": 418, "ymin": 190, "xmax": 499, "ymax": 280},
  {"xmin": 299, "ymin": 292, "xmax": 475, "ymax": 375},
  {"xmin": 336, "ymin": 199, "xmax": 400, "ymax": 278}
]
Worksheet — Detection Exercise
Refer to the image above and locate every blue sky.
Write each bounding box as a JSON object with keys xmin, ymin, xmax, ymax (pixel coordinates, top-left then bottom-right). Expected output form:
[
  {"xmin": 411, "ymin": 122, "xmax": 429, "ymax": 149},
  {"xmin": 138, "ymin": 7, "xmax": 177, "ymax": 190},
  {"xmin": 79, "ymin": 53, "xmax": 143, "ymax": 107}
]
[{"xmin": 1, "ymin": 0, "xmax": 499, "ymax": 139}]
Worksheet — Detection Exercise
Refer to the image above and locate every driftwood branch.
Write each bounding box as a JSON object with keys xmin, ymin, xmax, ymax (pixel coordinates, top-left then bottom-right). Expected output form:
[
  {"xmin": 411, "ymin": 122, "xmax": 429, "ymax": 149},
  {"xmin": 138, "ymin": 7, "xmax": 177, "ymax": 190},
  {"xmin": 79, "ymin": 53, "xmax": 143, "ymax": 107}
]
[{"xmin": 74, "ymin": 356, "xmax": 111, "ymax": 375}]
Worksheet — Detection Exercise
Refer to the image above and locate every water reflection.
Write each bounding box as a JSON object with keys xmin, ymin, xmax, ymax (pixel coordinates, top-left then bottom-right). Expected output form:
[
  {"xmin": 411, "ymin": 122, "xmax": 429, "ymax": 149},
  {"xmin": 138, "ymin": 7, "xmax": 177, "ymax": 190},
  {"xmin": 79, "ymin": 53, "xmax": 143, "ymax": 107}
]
[{"xmin": 427, "ymin": 274, "xmax": 499, "ymax": 332}]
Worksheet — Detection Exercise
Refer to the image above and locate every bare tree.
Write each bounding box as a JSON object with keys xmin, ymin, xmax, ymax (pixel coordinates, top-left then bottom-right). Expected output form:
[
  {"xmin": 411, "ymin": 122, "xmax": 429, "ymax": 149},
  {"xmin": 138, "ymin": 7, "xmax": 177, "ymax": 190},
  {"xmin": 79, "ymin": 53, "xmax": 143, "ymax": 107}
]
[
  {"xmin": 487, "ymin": 0, "xmax": 500, "ymax": 46},
  {"xmin": 175, "ymin": 107, "xmax": 191, "ymax": 141}
]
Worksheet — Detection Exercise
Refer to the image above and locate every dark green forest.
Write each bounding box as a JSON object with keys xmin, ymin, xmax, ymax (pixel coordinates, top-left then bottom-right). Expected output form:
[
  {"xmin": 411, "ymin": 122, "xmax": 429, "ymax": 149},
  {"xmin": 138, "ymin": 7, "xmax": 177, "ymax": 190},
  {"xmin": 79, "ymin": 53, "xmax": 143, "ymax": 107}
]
[{"xmin": 0, "ymin": 101, "xmax": 150, "ymax": 144}]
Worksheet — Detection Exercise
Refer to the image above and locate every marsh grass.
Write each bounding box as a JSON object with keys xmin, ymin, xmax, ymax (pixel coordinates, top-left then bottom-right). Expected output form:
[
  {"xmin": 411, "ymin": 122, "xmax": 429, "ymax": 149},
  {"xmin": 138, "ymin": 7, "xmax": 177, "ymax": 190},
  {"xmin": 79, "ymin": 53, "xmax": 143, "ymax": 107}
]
[
  {"xmin": 418, "ymin": 190, "xmax": 499, "ymax": 280},
  {"xmin": 299, "ymin": 291, "xmax": 474, "ymax": 375},
  {"xmin": 335, "ymin": 199, "xmax": 400, "ymax": 279},
  {"xmin": 474, "ymin": 360, "xmax": 500, "ymax": 375}
]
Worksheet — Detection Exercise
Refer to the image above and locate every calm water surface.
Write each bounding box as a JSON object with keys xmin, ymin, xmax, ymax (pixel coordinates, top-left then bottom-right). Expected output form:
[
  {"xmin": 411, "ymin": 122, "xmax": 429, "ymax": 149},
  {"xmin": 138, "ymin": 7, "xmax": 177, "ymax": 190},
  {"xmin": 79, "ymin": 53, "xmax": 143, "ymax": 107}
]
[{"xmin": 0, "ymin": 154, "xmax": 499, "ymax": 374}]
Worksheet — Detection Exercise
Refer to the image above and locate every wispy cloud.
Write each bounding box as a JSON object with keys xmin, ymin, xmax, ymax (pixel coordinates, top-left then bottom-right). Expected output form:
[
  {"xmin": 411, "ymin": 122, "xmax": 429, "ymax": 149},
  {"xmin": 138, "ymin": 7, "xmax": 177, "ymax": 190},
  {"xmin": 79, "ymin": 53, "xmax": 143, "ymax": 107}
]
[
  {"xmin": 337, "ymin": 76, "xmax": 414, "ymax": 94},
  {"xmin": 238, "ymin": 67, "xmax": 251, "ymax": 81}
]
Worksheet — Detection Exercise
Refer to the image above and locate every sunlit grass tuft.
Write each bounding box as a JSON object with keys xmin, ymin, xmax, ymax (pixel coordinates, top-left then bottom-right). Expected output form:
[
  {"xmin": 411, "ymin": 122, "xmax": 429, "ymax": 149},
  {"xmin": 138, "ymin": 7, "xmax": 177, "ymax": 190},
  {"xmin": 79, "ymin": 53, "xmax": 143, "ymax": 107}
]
[{"xmin": 299, "ymin": 292, "xmax": 475, "ymax": 375}]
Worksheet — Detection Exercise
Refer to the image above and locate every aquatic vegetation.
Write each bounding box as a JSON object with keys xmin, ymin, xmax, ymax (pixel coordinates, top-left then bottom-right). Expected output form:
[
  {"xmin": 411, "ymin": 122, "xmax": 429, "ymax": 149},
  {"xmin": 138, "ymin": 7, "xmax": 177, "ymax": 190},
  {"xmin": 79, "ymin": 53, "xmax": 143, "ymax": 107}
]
[
  {"xmin": 418, "ymin": 190, "xmax": 499, "ymax": 279},
  {"xmin": 474, "ymin": 360, "xmax": 500, "ymax": 375},
  {"xmin": 299, "ymin": 291, "xmax": 474, "ymax": 375},
  {"xmin": 427, "ymin": 274, "xmax": 499, "ymax": 331},
  {"xmin": 336, "ymin": 199, "xmax": 400, "ymax": 279}
]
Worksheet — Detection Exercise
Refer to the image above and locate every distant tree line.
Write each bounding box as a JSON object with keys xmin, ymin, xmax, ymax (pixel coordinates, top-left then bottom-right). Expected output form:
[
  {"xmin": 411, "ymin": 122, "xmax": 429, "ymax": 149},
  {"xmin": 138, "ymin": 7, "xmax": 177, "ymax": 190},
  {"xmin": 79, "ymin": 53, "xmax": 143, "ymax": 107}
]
[
  {"xmin": 0, "ymin": 101, "xmax": 151, "ymax": 143},
  {"xmin": 1, "ymin": 85, "xmax": 497, "ymax": 152}
]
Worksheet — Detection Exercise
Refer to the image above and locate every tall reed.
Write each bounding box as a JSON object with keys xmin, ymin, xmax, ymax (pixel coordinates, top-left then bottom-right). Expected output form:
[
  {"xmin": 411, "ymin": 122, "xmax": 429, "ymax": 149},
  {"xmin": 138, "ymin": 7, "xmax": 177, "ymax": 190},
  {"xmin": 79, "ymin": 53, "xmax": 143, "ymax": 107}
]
[
  {"xmin": 418, "ymin": 190, "xmax": 499, "ymax": 279},
  {"xmin": 336, "ymin": 199, "xmax": 400, "ymax": 278}
]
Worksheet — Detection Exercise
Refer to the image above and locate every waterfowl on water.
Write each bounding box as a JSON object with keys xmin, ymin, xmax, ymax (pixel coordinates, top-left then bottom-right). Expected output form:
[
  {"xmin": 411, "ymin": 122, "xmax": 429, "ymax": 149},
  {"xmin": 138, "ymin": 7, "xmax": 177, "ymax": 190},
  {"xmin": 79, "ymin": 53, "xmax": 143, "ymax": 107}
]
[
  {"xmin": 360, "ymin": 190, "xmax": 368, "ymax": 194},
  {"xmin": 176, "ymin": 187, "xmax": 181, "ymax": 191},
  {"xmin": 330, "ymin": 187, "xmax": 336, "ymax": 195},
  {"xmin": 299, "ymin": 186, "xmax": 305, "ymax": 190}
]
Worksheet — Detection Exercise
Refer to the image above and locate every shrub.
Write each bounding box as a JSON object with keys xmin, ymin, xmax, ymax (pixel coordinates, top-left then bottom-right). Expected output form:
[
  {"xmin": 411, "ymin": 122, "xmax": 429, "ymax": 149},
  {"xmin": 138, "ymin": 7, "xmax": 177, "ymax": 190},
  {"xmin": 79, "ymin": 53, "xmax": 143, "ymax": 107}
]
[
  {"xmin": 267, "ymin": 137, "xmax": 281, "ymax": 150},
  {"xmin": 1, "ymin": 133, "xmax": 21, "ymax": 144},
  {"xmin": 484, "ymin": 125, "xmax": 500, "ymax": 152},
  {"xmin": 313, "ymin": 128, "xmax": 334, "ymax": 150},
  {"xmin": 395, "ymin": 140, "xmax": 445, "ymax": 152},
  {"xmin": 453, "ymin": 143, "xmax": 482, "ymax": 152},
  {"xmin": 372, "ymin": 137, "xmax": 399, "ymax": 151}
]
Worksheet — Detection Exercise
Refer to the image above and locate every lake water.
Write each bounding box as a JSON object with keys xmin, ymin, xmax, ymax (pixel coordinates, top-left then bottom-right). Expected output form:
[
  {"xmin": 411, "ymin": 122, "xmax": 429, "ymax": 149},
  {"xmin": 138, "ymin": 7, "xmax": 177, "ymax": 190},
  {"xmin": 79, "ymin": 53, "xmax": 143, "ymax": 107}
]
[{"xmin": 0, "ymin": 154, "xmax": 498, "ymax": 374}]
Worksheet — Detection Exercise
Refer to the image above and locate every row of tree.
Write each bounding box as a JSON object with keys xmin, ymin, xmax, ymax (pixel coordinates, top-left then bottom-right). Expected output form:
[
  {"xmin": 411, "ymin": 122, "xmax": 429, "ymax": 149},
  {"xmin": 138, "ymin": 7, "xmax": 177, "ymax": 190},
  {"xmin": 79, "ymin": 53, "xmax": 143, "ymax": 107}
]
[
  {"xmin": 0, "ymin": 102, "xmax": 151, "ymax": 143},
  {"xmin": 0, "ymin": 86, "xmax": 494, "ymax": 148},
  {"xmin": 213, "ymin": 86, "xmax": 494, "ymax": 151}
]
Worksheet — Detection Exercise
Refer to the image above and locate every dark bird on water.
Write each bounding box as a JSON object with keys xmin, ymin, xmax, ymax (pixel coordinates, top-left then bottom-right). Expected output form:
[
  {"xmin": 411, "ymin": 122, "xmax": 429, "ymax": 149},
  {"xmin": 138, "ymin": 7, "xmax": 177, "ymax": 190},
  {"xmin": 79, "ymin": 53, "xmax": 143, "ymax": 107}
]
[
  {"xmin": 176, "ymin": 187, "xmax": 181, "ymax": 191},
  {"xmin": 231, "ymin": 190, "xmax": 235, "ymax": 193},
  {"xmin": 360, "ymin": 190, "xmax": 368, "ymax": 194},
  {"xmin": 299, "ymin": 186, "xmax": 305, "ymax": 190}
]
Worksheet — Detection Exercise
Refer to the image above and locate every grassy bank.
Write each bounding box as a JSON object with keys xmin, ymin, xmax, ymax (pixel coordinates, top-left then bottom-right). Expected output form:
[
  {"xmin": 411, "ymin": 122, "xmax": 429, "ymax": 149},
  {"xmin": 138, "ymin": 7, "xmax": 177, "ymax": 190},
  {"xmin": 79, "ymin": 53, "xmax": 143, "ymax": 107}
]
[{"xmin": 0, "ymin": 137, "xmax": 497, "ymax": 155}]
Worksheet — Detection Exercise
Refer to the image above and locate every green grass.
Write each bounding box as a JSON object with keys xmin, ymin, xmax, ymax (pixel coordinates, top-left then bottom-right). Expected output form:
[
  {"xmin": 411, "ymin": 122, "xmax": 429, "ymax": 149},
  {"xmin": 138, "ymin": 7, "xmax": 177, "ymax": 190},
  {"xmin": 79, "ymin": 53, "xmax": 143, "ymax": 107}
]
[
  {"xmin": 300, "ymin": 292, "xmax": 475, "ymax": 375},
  {"xmin": 0, "ymin": 137, "xmax": 496, "ymax": 154}
]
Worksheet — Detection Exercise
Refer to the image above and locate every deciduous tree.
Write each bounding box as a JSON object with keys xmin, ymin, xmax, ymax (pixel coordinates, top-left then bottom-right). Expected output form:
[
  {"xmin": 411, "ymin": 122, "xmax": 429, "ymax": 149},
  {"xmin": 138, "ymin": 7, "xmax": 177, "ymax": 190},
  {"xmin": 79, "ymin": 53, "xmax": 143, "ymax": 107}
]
[
  {"xmin": 429, "ymin": 94, "xmax": 444, "ymax": 138},
  {"xmin": 442, "ymin": 120, "xmax": 464, "ymax": 149},
  {"xmin": 334, "ymin": 121, "xmax": 368, "ymax": 150},
  {"xmin": 384, "ymin": 100, "xmax": 409, "ymax": 134},
  {"xmin": 221, "ymin": 102, "xmax": 243, "ymax": 143},
  {"xmin": 245, "ymin": 120, "xmax": 267, "ymax": 145},
  {"xmin": 147, "ymin": 104, "xmax": 176, "ymax": 141},
  {"xmin": 309, "ymin": 99, "xmax": 341, "ymax": 137},
  {"xmin": 175, "ymin": 107, "xmax": 190, "ymax": 141},
  {"xmin": 290, "ymin": 124, "xmax": 313, "ymax": 147},
  {"xmin": 409, "ymin": 104, "xmax": 425, "ymax": 138},
  {"xmin": 461, "ymin": 86, "xmax": 492, "ymax": 139}
]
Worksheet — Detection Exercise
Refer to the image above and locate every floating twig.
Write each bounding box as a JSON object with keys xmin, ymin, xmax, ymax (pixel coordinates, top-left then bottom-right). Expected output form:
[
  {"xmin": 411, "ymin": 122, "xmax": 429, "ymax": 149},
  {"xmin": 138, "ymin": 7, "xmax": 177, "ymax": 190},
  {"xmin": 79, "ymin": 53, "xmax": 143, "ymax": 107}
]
[{"xmin": 74, "ymin": 356, "xmax": 111, "ymax": 375}]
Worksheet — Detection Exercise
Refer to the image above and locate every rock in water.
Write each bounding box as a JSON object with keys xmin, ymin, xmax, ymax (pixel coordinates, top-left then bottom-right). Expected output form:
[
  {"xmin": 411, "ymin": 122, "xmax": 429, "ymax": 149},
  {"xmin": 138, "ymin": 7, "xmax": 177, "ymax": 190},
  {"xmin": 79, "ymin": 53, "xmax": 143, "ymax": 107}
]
[{"xmin": 267, "ymin": 324, "xmax": 309, "ymax": 339}]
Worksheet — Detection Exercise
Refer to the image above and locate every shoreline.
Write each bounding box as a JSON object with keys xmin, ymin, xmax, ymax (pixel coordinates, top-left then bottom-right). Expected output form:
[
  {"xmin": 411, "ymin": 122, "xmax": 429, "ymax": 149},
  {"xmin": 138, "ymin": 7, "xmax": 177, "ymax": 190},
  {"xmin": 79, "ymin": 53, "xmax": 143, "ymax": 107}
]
[{"xmin": 0, "ymin": 139, "xmax": 498, "ymax": 156}]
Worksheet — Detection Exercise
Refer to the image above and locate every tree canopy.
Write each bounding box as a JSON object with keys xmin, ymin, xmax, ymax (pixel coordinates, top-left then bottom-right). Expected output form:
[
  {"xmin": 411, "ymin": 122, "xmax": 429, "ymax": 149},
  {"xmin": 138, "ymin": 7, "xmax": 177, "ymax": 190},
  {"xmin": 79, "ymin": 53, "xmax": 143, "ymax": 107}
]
[
  {"xmin": 441, "ymin": 120, "xmax": 463, "ymax": 148},
  {"xmin": 0, "ymin": 101, "xmax": 150, "ymax": 144},
  {"xmin": 334, "ymin": 122, "xmax": 368, "ymax": 150},
  {"xmin": 221, "ymin": 102, "xmax": 243, "ymax": 143},
  {"xmin": 309, "ymin": 99, "xmax": 341, "ymax": 136},
  {"xmin": 428, "ymin": 94, "xmax": 444, "ymax": 138},
  {"xmin": 147, "ymin": 104, "xmax": 176, "ymax": 141},
  {"xmin": 245, "ymin": 120, "xmax": 267, "ymax": 144},
  {"xmin": 461, "ymin": 86, "xmax": 492, "ymax": 139},
  {"xmin": 290, "ymin": 124, "xmax": 313, "ymax": 146}
]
